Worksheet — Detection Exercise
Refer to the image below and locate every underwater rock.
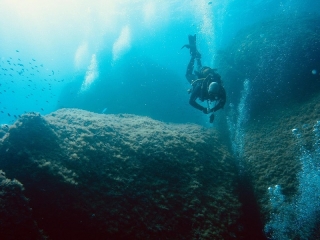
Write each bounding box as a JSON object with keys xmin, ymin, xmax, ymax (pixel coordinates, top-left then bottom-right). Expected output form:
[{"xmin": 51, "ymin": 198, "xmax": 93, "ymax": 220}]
[
  {"xmin": 0, "ymin": 170, "xmax": 44, "ymax": 239},
  {"xmin": 217, "ymin": 14, "xmax": 320, "ymax": 117},
  {"xmin": 243, "ymin": 92, "xmax": 320, "ymax": 239},
  {"xmin": 0, "ymin": 108, "xmax": 240, "ymax": 239},
  {"xmin": 0, "ymin": 124, "xmax": 9, "ymax": 139},
  {"xmin": 216, "ymin": 13, "xmax": 320, "ymax": 239}
]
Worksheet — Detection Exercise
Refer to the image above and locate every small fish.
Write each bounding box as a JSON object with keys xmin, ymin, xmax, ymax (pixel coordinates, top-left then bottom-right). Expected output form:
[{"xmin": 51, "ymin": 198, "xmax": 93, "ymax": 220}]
[
  {"xmin": 208, "ymin": 1, "xmax": 212, "ymax": 4},
  {"xmin": 16, "ymin": 50, "xmax": 19, "ymax": 52},
  {"xmin": 14, "ymin": 115, "xmax": 17, "ymax": 118},
  {"xmin": 8, "ymin": 113, "xmax": 10, "ymax": 117},
  {"xmin": 32, "ymin": 58, "xmax": 36, "ymax": 61}
]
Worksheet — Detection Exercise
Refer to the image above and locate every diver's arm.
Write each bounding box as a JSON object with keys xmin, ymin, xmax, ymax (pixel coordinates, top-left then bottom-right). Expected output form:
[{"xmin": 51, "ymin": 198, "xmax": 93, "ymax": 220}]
[
  {"xmin": 189, "ymin": 85, "xmax": 206, "ymax": 112},
  {"xmin": 212, "ymin": 86, "xmax": 226, "ymax": 112}
]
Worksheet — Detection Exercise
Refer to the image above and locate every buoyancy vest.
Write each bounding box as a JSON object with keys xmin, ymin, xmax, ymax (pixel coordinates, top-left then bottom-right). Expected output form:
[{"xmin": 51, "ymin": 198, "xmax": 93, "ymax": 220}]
[{"xmin": 191, "ymin": 67, "xmax": 222, "ymax": 101}]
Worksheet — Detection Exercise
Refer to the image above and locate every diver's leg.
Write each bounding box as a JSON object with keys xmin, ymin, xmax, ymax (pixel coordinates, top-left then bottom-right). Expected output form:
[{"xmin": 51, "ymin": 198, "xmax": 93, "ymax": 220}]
[
  {"xmin": 192, "ymin": 35, "xmax": 202, "ymax": 73},
  {"xmin": 196, "ymin": 57, "xmax": 202, "ymax": 72},
  {"xmin": 183, "ymin": 34, "xmax": 201, "ymax": 83},
  {"xmin": 185, "ymin": 56, "xmax": 195, "ymax": 84}
]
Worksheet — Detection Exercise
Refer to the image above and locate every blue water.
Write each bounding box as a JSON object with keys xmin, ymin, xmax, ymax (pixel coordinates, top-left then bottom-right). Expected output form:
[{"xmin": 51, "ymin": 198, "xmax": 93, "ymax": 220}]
[
  {"xmin": 0, "ymin": 0, "xmax": 319, "ymax": 125},
  {"xmin": 1, "ymin": 0, "xmax": 320, "ymax": 238}
]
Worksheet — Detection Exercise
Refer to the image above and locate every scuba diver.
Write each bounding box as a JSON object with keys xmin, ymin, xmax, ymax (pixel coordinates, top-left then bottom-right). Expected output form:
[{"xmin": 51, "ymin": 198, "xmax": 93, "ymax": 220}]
[{"xmin": 182, "ymin": 34, "xmax": 226, "ymax": 123}]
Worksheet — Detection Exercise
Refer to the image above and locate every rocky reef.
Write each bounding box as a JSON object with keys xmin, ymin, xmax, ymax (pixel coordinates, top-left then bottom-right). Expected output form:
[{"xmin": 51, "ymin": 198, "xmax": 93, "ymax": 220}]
[
  {"xmin": 216, "ymin": 13, "xmax": 320, "ymax": 239},
  {"xmin": 0, "ymin": 108, "xmax": 240, "ymax": 239},
  {"xmin": 241, "ymin": 92, "xmax": 320, "ymax": 239},
  {"xmin": 0, "ymin": 124, "xmax": 9, "ymax": 139},
  {"xmin": 217, "ymin": 14, "xmax": 320, "ymax": 117}
]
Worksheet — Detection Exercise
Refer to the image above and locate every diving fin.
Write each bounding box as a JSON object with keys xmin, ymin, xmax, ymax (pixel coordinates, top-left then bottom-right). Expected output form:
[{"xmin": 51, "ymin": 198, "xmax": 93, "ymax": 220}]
[
  {"xmin": 188, "ymin": 34, "xmax": 196, "ymax": 48},
  {"xmin": 181, "ymin": 34, "xmax": 200, "ymax": 58}
]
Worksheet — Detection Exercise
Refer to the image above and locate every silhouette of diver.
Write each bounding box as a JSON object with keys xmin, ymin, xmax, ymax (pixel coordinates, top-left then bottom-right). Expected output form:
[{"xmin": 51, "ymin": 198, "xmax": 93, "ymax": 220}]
[{"xmin": 182, "ymin": 34, "xmax": 226, "ymax": 123}]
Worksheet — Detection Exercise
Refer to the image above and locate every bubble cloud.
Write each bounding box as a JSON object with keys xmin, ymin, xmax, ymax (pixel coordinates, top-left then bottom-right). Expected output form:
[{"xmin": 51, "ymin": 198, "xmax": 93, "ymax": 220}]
[{"xmin": 112, "ymin": 26, "xmax": 131, "ymax": 62}]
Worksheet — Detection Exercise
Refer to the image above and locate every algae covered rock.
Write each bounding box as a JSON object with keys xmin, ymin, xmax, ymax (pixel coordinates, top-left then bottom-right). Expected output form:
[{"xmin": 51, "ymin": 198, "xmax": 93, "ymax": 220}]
[
  {"xmin": 0, "ymin": 108, "xmax": 240, "ymax": 239},
  {"xmin": 214, "ymin": 14, "xmax": 320, "ymax": 238},
  {"xmin": 0, "ymin": 124, "xmax": 9, "ymax": 139},
  {"xmin": 217, "ymin": 14, "xmax": 320, "ymax": 117},
  {"xmin": 243, "ymin": 93, "xmax": 320, "ymax": 239},
  {"xmin": 0, "ymin": 170, "xmax": 44, "ymax": 239}
]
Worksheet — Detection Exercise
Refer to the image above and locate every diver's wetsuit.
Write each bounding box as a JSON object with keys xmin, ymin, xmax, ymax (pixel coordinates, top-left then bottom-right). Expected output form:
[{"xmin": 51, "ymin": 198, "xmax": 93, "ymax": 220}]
[
  {"xmin": 183, "ymin": 34, "xmax": 226, "ymax": 119},
  {"xmin": 185, "ymin": 54, "xmax": 226, "ymax": 113},
  {"xmin": 189, "ymin": 82, "xmax": 226, "ymax": 112},
  {"xmin": 185, "ymin": 56, "xmax": 202, "ymax": 84}
]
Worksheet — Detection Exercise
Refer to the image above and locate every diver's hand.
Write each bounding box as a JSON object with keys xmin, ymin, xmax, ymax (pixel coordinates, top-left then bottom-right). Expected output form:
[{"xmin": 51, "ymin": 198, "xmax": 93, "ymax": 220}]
[
  {"xmin": 202, "ymin": 108, "xmax": 209, "ymax": 114},
  {"xmin": 209, "ymin": 114, "xmax": 215, "ymax": 123}
]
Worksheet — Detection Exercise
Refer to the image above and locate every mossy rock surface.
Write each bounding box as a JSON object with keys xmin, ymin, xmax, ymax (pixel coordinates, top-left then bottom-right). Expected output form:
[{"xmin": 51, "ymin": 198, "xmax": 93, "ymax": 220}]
[
  {"xmin": 243, "ymin": 92, "xmax": 320, "ymax": 224},
  {"xmin": 215, "ymin": 14, "xmax": 320, "ymax": 232},
  {"xmin": 0, "ymin": 108, "xmax": 240, "ymax": 239},
  {"xmin": 217, "ymin": 14, "xmax": 320, "ymax": 117}
]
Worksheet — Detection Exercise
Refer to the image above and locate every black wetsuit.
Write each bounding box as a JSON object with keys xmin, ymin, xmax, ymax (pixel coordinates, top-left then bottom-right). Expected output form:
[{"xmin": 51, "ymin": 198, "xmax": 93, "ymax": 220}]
[
  {"xmin": 189, "ymin": 81, "xmax": 226, "ymax": 112},
  {"xmin": 185, "ymin": 56, "xmax": 226, "ymax": 113}
]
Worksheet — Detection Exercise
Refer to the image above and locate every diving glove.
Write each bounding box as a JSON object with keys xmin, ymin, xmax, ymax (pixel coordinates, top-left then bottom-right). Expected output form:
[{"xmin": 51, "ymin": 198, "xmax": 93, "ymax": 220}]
[
  {"xmin": 202, "ymin": 107, "xmax": 211, "ymax": 114},
  {"xmin": 209, "ymin": 113, "xmax": 215, "ymax": 123}
]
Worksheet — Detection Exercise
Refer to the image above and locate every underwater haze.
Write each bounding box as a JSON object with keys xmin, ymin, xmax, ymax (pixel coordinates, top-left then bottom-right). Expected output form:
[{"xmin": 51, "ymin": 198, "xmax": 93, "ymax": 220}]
[
  {"xmin": 1, "ymin": 0, "xmax": 320, "ymax": 239},
  {"xmin": 1, "ymin": 0, "xmax": 318, "ymax": 125}
]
